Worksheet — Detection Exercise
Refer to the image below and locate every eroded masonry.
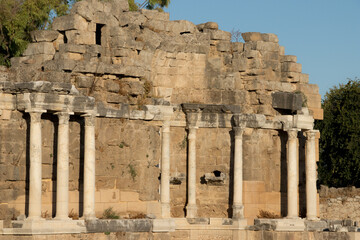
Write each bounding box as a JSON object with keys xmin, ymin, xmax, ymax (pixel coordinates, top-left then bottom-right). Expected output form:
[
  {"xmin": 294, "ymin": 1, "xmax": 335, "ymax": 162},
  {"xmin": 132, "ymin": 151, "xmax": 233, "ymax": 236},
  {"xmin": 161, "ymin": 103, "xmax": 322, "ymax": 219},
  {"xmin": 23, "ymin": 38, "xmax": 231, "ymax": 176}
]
[{"xmin": 0, "ymin": 0, "xmax": 329, "ymax": 238}]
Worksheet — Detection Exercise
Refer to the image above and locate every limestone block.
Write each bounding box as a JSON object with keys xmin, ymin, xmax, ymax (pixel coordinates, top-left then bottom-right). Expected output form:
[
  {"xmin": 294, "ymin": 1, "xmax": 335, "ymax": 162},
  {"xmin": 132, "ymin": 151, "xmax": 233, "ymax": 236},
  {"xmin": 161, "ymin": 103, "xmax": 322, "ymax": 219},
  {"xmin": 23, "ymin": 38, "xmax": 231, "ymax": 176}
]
[
  {"xmin": 204, "ymin": 22, "xmax": 218, "ymax": 30},
  {"xmin": 242, "ymin": 32, "xmax": 262, "ymax": 42},
  {"xmin": 232, "ymin": 42, "xmax": 244, "ymax": 52},
  {"xmin": 52, "ymin": 14, "xmax": 88, "ymax": 31},
  {"xmin": 300, "ymin": 73, "xmax": 309, "ymax": 83},
  {"xmin": 293, "ymin": 114, "xmax": 314, "ymax": 130},
  {"xmin": 30, "ymin": 30, "xmax": 60, "ymax": 42},
  {"xmin": 76, "ymin": 75, "xmax": 95, "ymax": 88},
  {"xmin": 272, "ymin": 92, "xmax": 303, "ymax": 111},
  {"xmin": 216, "ymin": 41, "xmax": 231, "ymax": 52},
  {"xmin": 204, "ymin": 29, "xmax": 231, "ymax": 41},
  {"xmin": 106, "ymin": 80, "xmax": 120, "ymax": 93},
  {"xmin": 93, "ymin": 12, "xmax": 119, "ymax": 26},
  {"xmin": 281, "ymin": 62, "xmax": 302, "ymax": 73},
  {"xmin": 106, "ymin": 93, "xmax": 127, "ymax": 103},
  {"xmin": 296, "ymin": 83, "xmax": 320, "ymax": 95},
  {"xmin": 140, "ymin": 9, "xmax": 169, "ymax": 21},
  {"xmin": 0, "ymin": 93, "xmax": 16, "ymax": 110},
  {"xmin": 166, "ymin": 20, "xmax": 197, "ymax": 35},
  {"xmin": 304, "ymin": 93, "xmax": 321, "ymax": 109},
  {"xmin": 23, "ymin": 42, "xmax": 55, "ymax": 56},
  {"xmin": 105, "ymin": 0, "xmax": 129, "ymax": 16},
  {"xmin": 279, "ymin": 46, "xmax": 285, "ymax": 55},
  {"xmin": 254, "ymin": 41, "xmax": 279, "ymax": 52},
  {"xmin": 280, "ymin": 55, "xmax": 297, "ymax": 62},
  {"xmin": 66, "ymin": 30, "xmax": 95, "ymax": 45},
  {"xmin": 70, "ymin": 0, "xmax": 94, "ymax": 21},
  {"xmin": 309, "ymin": 108, "xmax": 323, "ymax": 120},
  {"xmin": 261, "ymin": 33, "xmax": 279, "ymax": 43}
]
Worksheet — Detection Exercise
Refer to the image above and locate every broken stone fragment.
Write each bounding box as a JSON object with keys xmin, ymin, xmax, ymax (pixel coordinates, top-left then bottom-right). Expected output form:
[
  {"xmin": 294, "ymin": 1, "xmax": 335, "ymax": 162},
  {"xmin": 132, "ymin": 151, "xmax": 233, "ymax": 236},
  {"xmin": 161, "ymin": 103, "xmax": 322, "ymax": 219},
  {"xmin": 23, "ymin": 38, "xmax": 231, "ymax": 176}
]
[
  {"xmin": 204, "ymin": 22, "xmax": 218, "ymax": 30},
  {"xmin": 52, "ymin": 15, "xmax": 88, "ymax": 31},
  {"xmin": 30, "ymin": 30, "xmax": 60, "ymax": 43},
  {"xmin": 23, "ymin": 42, "xmax": 55, "ymax": 56}
]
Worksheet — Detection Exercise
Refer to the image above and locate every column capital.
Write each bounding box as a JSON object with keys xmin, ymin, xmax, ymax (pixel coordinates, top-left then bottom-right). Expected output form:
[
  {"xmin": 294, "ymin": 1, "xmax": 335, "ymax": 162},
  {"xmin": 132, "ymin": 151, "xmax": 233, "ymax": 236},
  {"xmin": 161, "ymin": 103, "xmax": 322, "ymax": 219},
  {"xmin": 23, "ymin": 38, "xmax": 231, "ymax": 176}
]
[
  {"xmin": 82, "ymin": 113, "xmax": 96, "ymax": 127},
  {"xmin": 185, "ymin": 111, "xmax": 199, "ymax": 129},
  {"xmin": 55, "ymin": 112, "xmax": 73, "ymax": 125},
  {"xmin": 305, "ymin": 129, "xmax": 319, "ymax": 140},
  {"xmin": 286, "ymin": 128, "xmax": 300, "ymax": 139},
  {"xmin": 233, "ymin": 126, "xmax": 245, "ymax": 137},
  {"xmin": 27, "ymin": 110, "xmax": 46, "ymax": 123}
]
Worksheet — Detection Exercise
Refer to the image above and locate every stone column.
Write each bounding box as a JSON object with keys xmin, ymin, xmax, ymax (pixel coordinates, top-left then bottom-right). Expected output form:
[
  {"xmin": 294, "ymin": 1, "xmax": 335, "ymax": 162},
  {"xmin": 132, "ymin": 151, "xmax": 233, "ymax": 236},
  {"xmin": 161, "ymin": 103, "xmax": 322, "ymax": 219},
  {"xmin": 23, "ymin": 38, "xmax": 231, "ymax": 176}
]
[
  {"xmin": 305, "ymin": 130, "xmax": 319, "ymax": 220},
  {"xmin": 27, "ymin": 110, "xmax": 46, "ymax": 220},
  {"xmin": 160, "ymin": 117, "xmax": 171, "ymax": 218},
  {"xmin": 185, "ymin": 112, "xmax": 199, "ymax": 218},
  {"xmin": 55, "ymin": 112, "xmax": 72, "ymax": 220},
  {"xmin": 83, "ymin": 113, "xmax": 96, "ymax": 220},
  {"xmin": 286, "ymin": 129, "xmax": 300, "ymax": 219},
  {"xmin": 232, "ymin": 124, "xmax": 245, "ymax": 219}
]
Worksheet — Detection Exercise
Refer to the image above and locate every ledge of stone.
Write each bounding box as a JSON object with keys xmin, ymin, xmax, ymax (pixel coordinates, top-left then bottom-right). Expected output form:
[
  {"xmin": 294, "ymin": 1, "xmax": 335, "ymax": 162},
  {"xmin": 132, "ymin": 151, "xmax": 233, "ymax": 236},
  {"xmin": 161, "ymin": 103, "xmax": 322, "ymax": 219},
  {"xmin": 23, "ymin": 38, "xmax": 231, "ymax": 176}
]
[{"xmin": 86, "ymin": 219, "xmax": 152, "ymax": 233}]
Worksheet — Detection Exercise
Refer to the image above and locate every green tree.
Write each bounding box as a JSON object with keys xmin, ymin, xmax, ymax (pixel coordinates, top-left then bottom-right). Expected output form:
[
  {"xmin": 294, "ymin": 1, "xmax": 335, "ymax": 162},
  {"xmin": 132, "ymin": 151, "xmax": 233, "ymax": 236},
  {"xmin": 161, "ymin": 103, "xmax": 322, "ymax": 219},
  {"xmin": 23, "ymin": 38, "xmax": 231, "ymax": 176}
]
[
  {"xmin": 129, "ymin": 0, "xmax": 170, "ymax": 11},
  {"xmin": 316, "ymin": 78, "xmax": 360, "ymax": 187},
  {"xmin": 0, "ymin": 0, "xmax": 75, "ymax": 66}
]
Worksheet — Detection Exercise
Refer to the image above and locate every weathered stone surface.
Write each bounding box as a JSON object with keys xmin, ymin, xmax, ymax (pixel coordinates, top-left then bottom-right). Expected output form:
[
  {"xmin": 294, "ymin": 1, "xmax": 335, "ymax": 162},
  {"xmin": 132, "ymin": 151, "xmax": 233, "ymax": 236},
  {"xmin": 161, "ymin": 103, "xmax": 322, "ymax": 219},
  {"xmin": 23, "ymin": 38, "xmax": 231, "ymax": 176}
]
[
  {"xmin": 22, "ymin": 42, "xmax": 55, "ymax": 56},
  {"xmin": 30, "ymin": 30, "xmax": 60, "ymax": 42},
  {"xmin": 52, "ymin": 15, "xmax": 88, "ymax": 31},
  {"xmin": 86, "ymin": 219, "xmax": 152, "ymax": 233},
  {"xmin": 272, "ymin": 92, "xmax": 303, "ymax": 111}
]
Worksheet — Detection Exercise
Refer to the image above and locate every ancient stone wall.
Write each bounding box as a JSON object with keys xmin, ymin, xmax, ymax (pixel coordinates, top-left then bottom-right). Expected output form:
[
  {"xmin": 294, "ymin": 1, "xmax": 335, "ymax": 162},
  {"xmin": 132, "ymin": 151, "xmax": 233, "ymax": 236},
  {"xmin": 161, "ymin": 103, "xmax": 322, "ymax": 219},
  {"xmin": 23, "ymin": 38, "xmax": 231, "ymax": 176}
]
[
  {"xmin": 320, "ymin": 186, "xmax": 360, "ymax": 221},
  {"xmin": 0, "ymin": 0, "xmax": 323, "ymax": 227}
]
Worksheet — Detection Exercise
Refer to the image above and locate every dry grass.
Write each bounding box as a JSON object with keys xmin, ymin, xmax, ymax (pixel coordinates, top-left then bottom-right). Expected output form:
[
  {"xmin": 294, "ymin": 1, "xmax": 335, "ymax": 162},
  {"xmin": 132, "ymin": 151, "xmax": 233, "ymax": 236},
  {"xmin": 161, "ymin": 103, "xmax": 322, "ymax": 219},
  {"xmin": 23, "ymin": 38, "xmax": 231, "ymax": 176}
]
[
  {"xmin": 257, "ymin": 209, "xmax": 281, "ymax": 219},
  {"xmin": 68, "ymin": 209, "xmax": 79, "ymax": 220}
]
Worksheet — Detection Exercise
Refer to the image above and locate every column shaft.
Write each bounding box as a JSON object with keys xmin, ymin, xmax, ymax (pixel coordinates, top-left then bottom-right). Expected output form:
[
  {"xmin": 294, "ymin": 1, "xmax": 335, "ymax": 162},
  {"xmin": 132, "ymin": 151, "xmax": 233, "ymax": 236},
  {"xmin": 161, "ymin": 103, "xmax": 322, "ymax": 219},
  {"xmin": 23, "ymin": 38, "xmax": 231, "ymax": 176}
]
[
  {"xmin": 232, "ymin": 126, "xmax": 245, "ymax": 219},
  {"xmin": 28, "ymin": 111, "xmax": 44, "ymax": 220},
  {"xmin": 160, "ymin": 120, "xmax": 171, "ymax": 218},
  {"xmin": 55, "ymin": 112, "xmax": 71, "ymax": 220},
  {"xmin": 83, "ymin": 114, "xmax": 96, "ymax": 219},
  {"xmin": 305, "ymin": 130, "xmax": 318, "ymax": 220},
  {"xmin": 186, "ymin": 127, "xmax": 197, "ymax": 218},
  {"xmin": 286, "ymin": 129, "xmax": 299, "ymax": 219}
]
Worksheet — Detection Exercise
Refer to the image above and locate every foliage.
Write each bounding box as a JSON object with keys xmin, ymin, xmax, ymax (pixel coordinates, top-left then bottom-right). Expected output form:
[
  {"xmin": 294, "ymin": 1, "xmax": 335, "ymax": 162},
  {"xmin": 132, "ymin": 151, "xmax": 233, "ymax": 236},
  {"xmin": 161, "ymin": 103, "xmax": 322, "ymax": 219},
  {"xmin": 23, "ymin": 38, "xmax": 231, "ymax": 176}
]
[
  {"xmin": 0, "ymin": 0, "xmax": 76, "ymax": 66},
  {"xmin": 130, "ymin": 0, "xmax": 170, "ymax": 11},
  {"xmin": 316, "ymin": 78, "xmax": 360, "ymax": 187},
  {"xmin": 102, "ymin": 207, "xmax": 120, "ymax": 219}
]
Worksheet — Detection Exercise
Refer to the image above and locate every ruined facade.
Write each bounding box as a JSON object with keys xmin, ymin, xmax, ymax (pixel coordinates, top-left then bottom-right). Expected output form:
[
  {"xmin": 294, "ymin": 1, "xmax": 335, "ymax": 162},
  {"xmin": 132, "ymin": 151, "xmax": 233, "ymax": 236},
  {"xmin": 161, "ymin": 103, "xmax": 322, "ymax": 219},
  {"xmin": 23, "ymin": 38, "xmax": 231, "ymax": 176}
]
[{"xmin": 0, "ymin": 0, "xmax": 329, "ymax": 238}]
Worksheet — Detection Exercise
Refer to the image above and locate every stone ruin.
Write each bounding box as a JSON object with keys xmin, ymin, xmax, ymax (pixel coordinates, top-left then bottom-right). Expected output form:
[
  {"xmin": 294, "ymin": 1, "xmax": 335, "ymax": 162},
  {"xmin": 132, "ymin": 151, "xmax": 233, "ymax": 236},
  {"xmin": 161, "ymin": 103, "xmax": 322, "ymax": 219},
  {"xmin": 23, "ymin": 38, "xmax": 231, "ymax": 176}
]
[{"xmin": 3, "ymin": 0, "xmax": 354, "ymax": 239}]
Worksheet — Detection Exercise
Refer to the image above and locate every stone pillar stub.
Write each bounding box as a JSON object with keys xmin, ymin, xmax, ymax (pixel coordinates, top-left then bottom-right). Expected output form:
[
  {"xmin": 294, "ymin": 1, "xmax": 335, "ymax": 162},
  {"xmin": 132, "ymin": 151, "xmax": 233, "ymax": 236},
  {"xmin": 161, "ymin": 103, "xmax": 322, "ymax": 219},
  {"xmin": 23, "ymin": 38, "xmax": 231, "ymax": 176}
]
[
  {"xmin": 286, "ymin": 128, "xmax": 300, "ymax": 219},
  {"xmin": 160, "ymin": 112, "xmax": 172, "ymax": 219},
  {"xmin": 26, "ymin": 109, "xmax": 46, "ymax": 221},
  {"xmin": 305, "ymin": 130, "xmax": 319, "ymax": 221},
  {"xmin": 54, "ymin": 112, "xmax": 73, "ymax": 220},
  {"xmin": 185, "ymin": 110, "xmax": 199, "ymax": 218},
  {"xmin": 82, "ymin": 113, "xmax": 97, "ymax": 220}
]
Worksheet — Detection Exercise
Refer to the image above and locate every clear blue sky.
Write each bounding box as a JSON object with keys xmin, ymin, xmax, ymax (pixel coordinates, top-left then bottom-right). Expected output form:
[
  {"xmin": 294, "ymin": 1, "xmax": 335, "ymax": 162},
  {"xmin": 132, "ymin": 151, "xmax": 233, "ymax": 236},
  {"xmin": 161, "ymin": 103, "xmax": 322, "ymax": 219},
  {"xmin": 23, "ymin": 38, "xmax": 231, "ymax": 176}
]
[{"xmin": 165, "ymin": 0, "xmax": 360, "ymax": 98}]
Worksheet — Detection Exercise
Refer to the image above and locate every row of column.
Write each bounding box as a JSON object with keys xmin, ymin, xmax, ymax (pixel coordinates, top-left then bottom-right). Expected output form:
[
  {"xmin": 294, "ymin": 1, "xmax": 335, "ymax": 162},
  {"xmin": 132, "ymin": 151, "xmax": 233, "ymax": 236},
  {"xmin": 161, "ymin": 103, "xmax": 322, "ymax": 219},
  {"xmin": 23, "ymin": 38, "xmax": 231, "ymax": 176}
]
[
  {"xmin": 160, "ymin": 115, "xmax": 319, "ymax": 220},
  {"xmin": 26, "ymin": 110, "xmax": 96, "ymax": 221}
]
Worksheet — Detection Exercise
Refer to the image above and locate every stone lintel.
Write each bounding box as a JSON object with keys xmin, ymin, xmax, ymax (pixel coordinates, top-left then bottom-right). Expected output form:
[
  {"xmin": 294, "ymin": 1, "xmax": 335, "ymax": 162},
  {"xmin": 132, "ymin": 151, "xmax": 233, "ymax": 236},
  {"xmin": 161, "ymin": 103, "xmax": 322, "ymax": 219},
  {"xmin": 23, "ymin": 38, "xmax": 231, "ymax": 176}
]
[
  {"xmin": 293, "ymin": 114, "xmax": 314, "ymax": 130},
  {"xmin": 232, "ymin": 114, "xmax": 266, "ymax": 128},
  {"xmin": 272, "ymin": 92, "xmax": 303, "ymax": 111},
  {"xmin": 182, "ymin": 103, "xmax": 241, "ymax": 114},
  {"xmin": 17, "ymin": 93, "xmax": 95, "ymax": 113}
]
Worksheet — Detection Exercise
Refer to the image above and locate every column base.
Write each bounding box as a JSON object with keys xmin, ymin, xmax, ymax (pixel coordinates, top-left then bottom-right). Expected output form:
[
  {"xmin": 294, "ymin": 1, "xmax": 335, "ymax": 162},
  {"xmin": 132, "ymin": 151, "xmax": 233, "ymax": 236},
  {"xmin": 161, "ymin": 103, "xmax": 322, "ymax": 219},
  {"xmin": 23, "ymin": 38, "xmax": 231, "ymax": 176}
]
[
  {"xmin": 255, "ymin": 218, "xmax": 305, "ymax": 232},
  {"xmin": 2, "ymin": 219, "xmax": 86, "ymax": 235},
  {"xmin": 232, "ymin": 204, "xmax": 244, "ymax": 219},
  {"xmin": 186, "ymin": 204, "xmax": 197, "ymax": 218},
  {"xmin": 152, "ymin": 218, "xmax": 176, "ymax": 232},
  {"xmin": 54, "ymin": 216, "xmax": 72, "ymax": 221}
]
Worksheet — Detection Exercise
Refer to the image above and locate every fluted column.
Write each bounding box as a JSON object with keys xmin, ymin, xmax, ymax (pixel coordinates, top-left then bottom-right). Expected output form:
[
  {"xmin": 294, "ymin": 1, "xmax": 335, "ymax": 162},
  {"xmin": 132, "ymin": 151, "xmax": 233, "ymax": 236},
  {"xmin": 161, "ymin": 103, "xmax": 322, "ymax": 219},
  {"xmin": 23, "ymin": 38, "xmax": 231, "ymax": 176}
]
[
  {"xmin": 232, "ymin": 124, "xmax": 245, "ymax": 219},
  {"xmin": 185, "ymin": 111, "xmax": 199, "ymax": 218},
  {"xmin": 286, "ymin": 129, "xmax": 300, "ymax": 219},
  {"xmin": 83, "ymin": 113, "xmax": 96, "ymax": 220},
  {"xmin": 55, "ymin": 112, "xmax": 72, "ymax": 220},
  {"xmin": 305, "ymin": 130, "xmax": 319, "ymax": 220},
  {"xmin": 27, "ymin": 110, "xmax": 46, "ymax": 220},
  {"xmin": 160, "ymin": 117, "xmax": 171, "ymax": 218}
]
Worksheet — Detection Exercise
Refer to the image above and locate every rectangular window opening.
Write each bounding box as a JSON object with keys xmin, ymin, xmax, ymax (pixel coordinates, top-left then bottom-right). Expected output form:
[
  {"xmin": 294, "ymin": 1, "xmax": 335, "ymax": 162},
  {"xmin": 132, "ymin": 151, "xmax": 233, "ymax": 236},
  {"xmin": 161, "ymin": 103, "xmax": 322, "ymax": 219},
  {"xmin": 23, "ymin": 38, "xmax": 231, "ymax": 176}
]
[{"xmin": 96, "ymin": 24, "xmax": 105, "ymax": 45}]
